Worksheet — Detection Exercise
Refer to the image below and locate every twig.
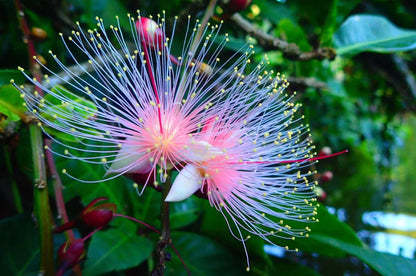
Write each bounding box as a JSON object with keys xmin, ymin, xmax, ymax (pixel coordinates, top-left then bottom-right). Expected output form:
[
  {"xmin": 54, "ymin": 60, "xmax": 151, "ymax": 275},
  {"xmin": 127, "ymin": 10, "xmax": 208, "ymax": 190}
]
[
  {"xmin": 287, "ymin": 76, "xmax": 327, "ymax": 90},
  {"xmin": 231, "ymin": 13, "xmax": 336, "ymax": 61},
  {"xmin": 392, "ymin": 54, "xmax": 416, "ymax": 100}
]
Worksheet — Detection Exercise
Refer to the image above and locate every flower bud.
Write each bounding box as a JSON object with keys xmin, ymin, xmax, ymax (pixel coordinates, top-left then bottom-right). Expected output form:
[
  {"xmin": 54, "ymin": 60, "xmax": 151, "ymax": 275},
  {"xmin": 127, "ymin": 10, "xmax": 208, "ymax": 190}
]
[
  {"xmin": 314, "ymin": 186, "xmax": 327, "ymax": 201},
  {"xmin": 81, "ymin": 197, "xmax": 117, "ymax": 228},
  {"xmin": 318, "ymin": 146, "xmax": 332, "ymax": 157},
  {"xmin": 228, "ymin": 0, "xmax": 252, "ymax": 13},
  {"xmin": 56, "ymin": 239, "xmax": 85, "ymax": 276},
  {"xmin": 54, "ymin": 197, "xmax": 116, "ymax": 233},
  {"xmin": 136, "ymin": 17, "xmax": 165, "ymax": 49},
  {"xmin": 320, "ymin": 171, "xmax": 333, "ymax": 183},
  {"xmin": 31, "ymin": 27, "xmax": 47, "ymax": 40}
]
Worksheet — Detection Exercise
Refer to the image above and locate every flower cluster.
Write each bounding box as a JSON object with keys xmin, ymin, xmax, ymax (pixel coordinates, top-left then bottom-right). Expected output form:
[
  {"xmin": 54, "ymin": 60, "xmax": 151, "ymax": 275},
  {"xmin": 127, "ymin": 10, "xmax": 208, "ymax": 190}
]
[{"xmin": 14, "ymin": 11, "xmax": 318, "ymax": 267}]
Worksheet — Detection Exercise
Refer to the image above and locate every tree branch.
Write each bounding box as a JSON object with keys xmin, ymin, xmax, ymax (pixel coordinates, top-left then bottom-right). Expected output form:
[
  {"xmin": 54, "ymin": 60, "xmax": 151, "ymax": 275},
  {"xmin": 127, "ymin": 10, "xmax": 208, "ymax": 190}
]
[{"xmin": 231, "ymin": 13, "xmax": 336, "ymax": 61}]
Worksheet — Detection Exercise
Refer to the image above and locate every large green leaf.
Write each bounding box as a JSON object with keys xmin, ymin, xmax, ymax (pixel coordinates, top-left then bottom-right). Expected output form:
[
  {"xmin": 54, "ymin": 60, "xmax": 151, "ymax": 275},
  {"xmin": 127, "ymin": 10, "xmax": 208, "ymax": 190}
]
[
  {"xmin": 0, "ymin": 84, "xmax": 26, "ymax": 122},
  {"xmin": 0, "ymin": 214, "xmax": 40, "ymax": 275},
  {"xmin": 83, "ymin": 219, "xmax": 154, "ymax": 275},
  {"xmin": 0, "ymin": 69, "xmax": 26, "ymax": 87},
  {"xmin": 42, "ymin": 85, "xmax": 97, "ymax": 142},
  {"xmin": 268, "ymin": 204, "xmax": 363, "ymax": 257},
  {"xmin": 170, "ymin": 196, "xmax": 201, "ymax": 229},
  {"xmin": 313, "ymin": 235, "xmax": 416, "ymax": 276},
  {"xmin": 334, "ymin": 14, "xmax": 416, "ymax": 56},
  {"xmin": 167, "ymin": 232, "xmax": 246, "ymax": 276}
]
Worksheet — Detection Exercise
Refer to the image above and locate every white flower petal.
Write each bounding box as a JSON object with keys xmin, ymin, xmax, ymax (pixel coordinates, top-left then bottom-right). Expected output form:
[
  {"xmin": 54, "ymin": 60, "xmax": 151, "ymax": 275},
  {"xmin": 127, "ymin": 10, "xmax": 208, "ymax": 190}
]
[
  {"xmin": 105, "ymin": 138, "xmax": 151, "ymax": 175},
  {"xmin": 185, "ymin": 140, "xmax": 222, "ymax": 163},
  {"xmin": 165, "ymin": 164, "xmax": 203, "ymax": 202}
]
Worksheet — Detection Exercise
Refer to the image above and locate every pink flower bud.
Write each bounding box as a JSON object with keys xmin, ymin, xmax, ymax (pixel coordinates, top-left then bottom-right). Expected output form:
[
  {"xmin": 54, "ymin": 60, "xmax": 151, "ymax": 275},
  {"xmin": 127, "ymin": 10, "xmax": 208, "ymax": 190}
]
[
  {"xmin": 321, "ymin": 171, "xmax": 334, "ymax": 183},
  {"xmin": 136, "ymin": 17, "xmax": 165, "ymax": 49},
  {"xmin": 56, "ymin": 239, "xmax": 85, "ymax": 276}
]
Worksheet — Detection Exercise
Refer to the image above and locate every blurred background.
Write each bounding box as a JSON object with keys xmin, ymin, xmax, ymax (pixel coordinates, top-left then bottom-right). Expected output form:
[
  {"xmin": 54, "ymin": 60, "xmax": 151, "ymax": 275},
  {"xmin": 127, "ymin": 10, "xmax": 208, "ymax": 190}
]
[{"xmin": 1, "ymin": 0, "xmax": 416, "ymax": 275}]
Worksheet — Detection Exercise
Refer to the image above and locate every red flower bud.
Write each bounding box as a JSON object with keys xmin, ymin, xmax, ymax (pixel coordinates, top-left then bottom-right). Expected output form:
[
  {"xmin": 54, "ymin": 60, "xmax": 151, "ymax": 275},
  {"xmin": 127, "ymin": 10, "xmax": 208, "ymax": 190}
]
[
  {"xmin": 81, "ymin": 197, "xmax": 117, "ymax": 228},
  {"xmin": 54, "ymin": 197, "xmax": 116, "ymax": 233},
  {"xmin": 136, "ymin": 17, "xmax": 165, "ymax": 49},
  {"xmin": 318, "ymin": 146, "xmax": 332, "ymax": 157},
  {"xmin": 321, "ymin": 171, "xmax": 333, "ymax": 183},
  {"xmin": 56, "ymin": 239, "xmax": 85, "ymax": 276},
  {"xmin": 228, "ymin": 0, "xmax": 252, "ymax": 13}
]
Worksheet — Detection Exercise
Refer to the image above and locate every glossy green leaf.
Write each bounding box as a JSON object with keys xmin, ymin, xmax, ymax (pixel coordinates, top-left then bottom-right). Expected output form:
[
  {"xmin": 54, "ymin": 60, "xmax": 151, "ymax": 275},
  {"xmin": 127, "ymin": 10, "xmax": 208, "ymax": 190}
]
[
  {"xmin": 334, "ymin": 14, "xmax": 416, "ymax": 56},
  {"xmin": 0, "ymin": 214, "xmax": 40, "ymax": 275},
  {"xmin": 41, "ymin": 85, "xmax": 97, "ymax": 142},
  {"xmin": 0, "ymin": 84, "xmax": 26, "ymax": 121},
  {"xmin": 313, "ymin": 235, "xmax": 416, "ymax": 276},
  {"xmin": 199, "ymin": 199, "xmax": 269, "ymax": 262},
  {"xmin": 170, "ymin": 196, "xmax": 201, "ymax": 229},
  {"xmin": 277, "ymin": 19, "xmax": 312, "ymax": 52},
  {"xmin": 0, "ymin": 69, "xmax": 26, "ymax": 87},
  {"xmin": 167, "ymin": 232, "xmax": 246, "ymax": 276},
  {"xmin": 83, "ymin": 219, "xmax": 154, "ymax": 275},
  {"xmin": 270, "ymin": 204, "xmax": 363, "ymax": 257}
]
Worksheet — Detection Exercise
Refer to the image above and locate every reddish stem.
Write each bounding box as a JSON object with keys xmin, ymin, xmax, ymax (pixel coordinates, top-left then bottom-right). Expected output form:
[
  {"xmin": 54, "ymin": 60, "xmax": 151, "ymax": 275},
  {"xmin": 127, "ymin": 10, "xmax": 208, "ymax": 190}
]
[
  {"xmin": 141, "ymin": 41, "xmax": 164, "ymax": 134},
  {"xmin": 45, "ymin": 139, "xmax": 76, "ymax": 240},
  {"xmin": 114, "ymin": 213, "xmax": 160, "ymax": 234}
]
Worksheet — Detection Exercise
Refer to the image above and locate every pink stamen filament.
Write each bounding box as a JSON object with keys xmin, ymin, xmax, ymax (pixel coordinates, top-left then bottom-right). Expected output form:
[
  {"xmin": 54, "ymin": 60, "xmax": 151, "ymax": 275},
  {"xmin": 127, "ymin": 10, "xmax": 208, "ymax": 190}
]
[
  {"xmin": 141, "ymin": 41, "xmax": 163, "ymax": 134},
  {"xmin": 229, "ymin": 150, "xmax": 349, "ymax": 165}
]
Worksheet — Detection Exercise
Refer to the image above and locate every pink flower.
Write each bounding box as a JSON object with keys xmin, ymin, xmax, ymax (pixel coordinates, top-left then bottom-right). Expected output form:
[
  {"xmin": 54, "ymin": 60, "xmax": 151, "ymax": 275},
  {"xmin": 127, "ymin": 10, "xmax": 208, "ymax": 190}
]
[{"xmin": 14, "ymin": 11, "xmax": 319, "ymax": 267}]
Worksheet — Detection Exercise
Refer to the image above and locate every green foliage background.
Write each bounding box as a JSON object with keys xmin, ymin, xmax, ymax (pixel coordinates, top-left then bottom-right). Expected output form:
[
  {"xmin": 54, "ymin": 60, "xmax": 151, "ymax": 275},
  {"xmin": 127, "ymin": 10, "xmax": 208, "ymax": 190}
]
[{"xmin": 1, "ymin": 0, "xmax": 416, "ymax": 275}]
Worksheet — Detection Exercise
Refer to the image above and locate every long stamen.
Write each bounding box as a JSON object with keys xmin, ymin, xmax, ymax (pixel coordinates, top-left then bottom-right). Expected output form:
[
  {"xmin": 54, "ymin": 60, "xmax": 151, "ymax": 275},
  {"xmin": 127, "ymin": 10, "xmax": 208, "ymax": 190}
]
[
  {"xmin": 229, "ymin": 150, "xmax": 349, "ymax": 165},
  {"xmin": 142, "ymin": 41, "xmax": 163, "ymax": 134}
]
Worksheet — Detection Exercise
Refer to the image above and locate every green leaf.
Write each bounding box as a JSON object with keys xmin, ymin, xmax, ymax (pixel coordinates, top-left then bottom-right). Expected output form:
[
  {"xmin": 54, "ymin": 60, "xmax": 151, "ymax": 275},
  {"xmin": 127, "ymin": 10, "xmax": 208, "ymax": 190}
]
[
  {"xmin": 0, "ymin": 213, "xmax": 40, "ymax": 275},
  {"xmin": 41, "ymin": 85, "xmax": 97, "ymax": 142},
  {"xmin": 277, "ymin": 19, "xmax": 312, "ymax": 52},
  {"xmin": 167, "ymin": 232, "xmax": 246, "ymax": 276},
  {"xmin": 334, "ymin": 14, "xmax": 416, "ymax": 56},
  {"xmin": 313, "ymin": 235, "xmax": 416, "ymax": 276},
  {"xmin": 0, "ymin": 69, "xmax": 26, "ymax": 87},
  {"xmin": 83, "ymin": 219, "xmax": 154, "ymax": 275},
  {"xmin": 270, "ymin": 204, "xmax": 363, "ymax": 257},
  {"xmin": 170, "ymin": 196, "xmax": 201, "ymax": 229},
  {"xmin": 0, "ymin": 84, "xmax": 26, "ymax": 122},
  {"xmin": 199, "ymin": 199, "xmax": 269, "ymax": 262}
]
